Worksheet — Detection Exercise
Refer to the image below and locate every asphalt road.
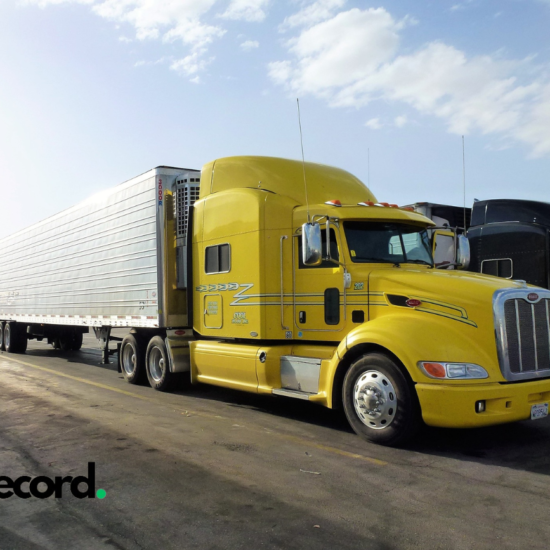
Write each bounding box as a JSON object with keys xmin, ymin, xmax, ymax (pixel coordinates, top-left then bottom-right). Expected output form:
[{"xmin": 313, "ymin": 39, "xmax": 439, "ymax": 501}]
[{"xmin": 1, "ymin": 332, "xmax": 549, "ymax": 550}]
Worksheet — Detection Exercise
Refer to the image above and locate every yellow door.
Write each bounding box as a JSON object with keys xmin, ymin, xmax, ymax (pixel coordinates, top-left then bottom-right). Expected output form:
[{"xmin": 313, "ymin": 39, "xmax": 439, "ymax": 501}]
[{"xmin": 293, "ymin": 228, "xmax": 345, "ymax": 334}]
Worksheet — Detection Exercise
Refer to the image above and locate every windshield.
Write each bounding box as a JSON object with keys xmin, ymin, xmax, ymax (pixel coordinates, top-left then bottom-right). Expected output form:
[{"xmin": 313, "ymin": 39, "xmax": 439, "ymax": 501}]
[{"xmin": 343, "ymin": 221, "xmax": 433, "ymax": 266}]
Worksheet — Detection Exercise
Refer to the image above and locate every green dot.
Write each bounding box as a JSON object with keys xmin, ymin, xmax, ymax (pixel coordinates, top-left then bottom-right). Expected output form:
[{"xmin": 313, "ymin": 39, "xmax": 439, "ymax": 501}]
[{"xmin": 96, "ymin": 489, "xmax": 107, "ymax": 499}]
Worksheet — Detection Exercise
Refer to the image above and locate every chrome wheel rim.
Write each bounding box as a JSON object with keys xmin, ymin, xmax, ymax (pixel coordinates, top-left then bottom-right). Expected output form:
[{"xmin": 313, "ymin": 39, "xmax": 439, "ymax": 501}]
[
  {"xmin": 122, "ymin": 343, "xmax": 136, "ymax": 376},
  {"xmin": 148, "ymin": 347, "xmax": 164, "ymax": 383},
  {"xmin": 353, "ymin": 370, "xmax": 397, "ymax": 429}
]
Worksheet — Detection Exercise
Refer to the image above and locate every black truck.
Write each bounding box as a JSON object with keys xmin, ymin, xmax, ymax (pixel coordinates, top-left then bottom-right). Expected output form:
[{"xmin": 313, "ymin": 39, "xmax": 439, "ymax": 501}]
[{"xmin": 467, "ymin": 199, "xmax": 550, "ymax": 289}]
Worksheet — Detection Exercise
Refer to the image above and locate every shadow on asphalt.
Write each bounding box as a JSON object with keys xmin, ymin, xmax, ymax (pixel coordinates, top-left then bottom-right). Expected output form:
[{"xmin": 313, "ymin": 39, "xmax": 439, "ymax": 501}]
[{"xmin": 19, "ymin": 345, "xmax": 550, "ymax": 477}]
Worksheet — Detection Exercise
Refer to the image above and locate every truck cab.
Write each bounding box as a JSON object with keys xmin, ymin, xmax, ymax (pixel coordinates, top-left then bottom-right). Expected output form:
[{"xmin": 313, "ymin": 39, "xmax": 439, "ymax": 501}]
[
  {"xmin": 187, "ymin": 157, "xmax": 550, "ymax": 445},
  {"xmin": 468, "ymin": 199, "xmax": 550, "ymax": 289}
]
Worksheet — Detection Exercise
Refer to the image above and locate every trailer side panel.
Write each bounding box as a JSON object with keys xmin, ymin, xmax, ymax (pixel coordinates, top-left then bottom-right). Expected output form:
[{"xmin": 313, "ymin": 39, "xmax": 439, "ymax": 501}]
[{"xmin": 0, "ymin": 171, "xmax": 161, "ymax": 328}]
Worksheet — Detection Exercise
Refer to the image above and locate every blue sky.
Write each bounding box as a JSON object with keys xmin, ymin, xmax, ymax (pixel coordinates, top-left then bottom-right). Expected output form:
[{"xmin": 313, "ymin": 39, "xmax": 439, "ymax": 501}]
[{"xmin": 1, "ymin": 0, "xmax": 549, "ymax": 235}]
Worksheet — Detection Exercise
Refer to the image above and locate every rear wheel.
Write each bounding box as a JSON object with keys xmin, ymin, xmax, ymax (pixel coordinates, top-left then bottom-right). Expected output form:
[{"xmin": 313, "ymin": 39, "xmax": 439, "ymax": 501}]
[
  {"xmin": 70, "ymin": 331, "xmax": 83, "ymax": 351},
  {"xmin": 0, "ymin": 322, "xmax": 5, "ymax": 351},
  {"xmin": 120, "ymin": 334, "xmax": 146, "ymax": 384},
  {"xmin": 145, "ymin": 336, "xmax": 174, "ymax": 392},
  {"xmin": 4, "ymin": 323, "xmax": 27, "ymax": 354},
  {"xmin": 59, "ymin": 331, "xmax": 83, "ymax": 351},
  {"xmin": 343, "ymin": 353, "xmax": 420, "ymax": 446}
]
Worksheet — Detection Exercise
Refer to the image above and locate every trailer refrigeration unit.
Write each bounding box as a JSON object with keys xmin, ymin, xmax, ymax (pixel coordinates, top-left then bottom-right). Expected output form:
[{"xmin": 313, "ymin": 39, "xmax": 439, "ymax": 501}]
[
  {"xmin": 467, "ymin": 199, "xmax": 550, "ymax": 289},
  {"xmin": 1, "ymin": 157, "xmax": 550, "ymax": 446}
]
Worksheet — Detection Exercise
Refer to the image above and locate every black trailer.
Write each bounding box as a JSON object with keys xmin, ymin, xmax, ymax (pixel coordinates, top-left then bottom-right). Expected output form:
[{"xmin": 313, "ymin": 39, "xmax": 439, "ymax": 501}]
[{"xmin": 467, "ymin": 199, "xmax": 550, "ymax": 289}]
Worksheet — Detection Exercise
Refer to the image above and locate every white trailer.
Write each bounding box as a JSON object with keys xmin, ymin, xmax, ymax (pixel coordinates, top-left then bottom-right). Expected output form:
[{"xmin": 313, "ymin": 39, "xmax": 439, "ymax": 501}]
[{"xmin": 0, "ymin": 166, "xmax": 200, "ymax": 387}]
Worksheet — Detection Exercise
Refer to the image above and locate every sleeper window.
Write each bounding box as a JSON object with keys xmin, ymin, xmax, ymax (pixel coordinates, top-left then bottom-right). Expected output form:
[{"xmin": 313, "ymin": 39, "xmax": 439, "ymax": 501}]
[{"xmin": 205, "ymin": 244, "xmax": 230, "ymax": 274}]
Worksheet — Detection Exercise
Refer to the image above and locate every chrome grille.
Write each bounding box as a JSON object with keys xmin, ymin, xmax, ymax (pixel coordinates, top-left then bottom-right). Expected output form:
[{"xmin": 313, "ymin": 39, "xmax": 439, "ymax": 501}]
[{"xmin": 494, "ymin": 288, "xmax": 550, "ymax": 381}]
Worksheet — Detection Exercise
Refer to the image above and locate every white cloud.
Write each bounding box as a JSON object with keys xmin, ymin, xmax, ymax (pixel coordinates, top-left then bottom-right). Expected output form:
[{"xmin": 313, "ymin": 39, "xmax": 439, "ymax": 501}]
[
  {"xmin": 394, "ymin": 115, "xmax": 408, "ymax": 128},
  {"xmin": 22, "ymin": 0, "xmax": 229, "ymax": 81},
  {"xmin": 268, "ymin": 60, "xmax": 293, "ymax": 85},
  {"xmin": 280, "ymin": 0, "xmax": 346, "ymax": 30},
  {"xmin": 277, "ymin": 8, "xmax": 402, "ymax": 94},
  {"xmin": 219, "ymin": 0, "xmax": 270, "ymax": 22},
  {"xmin": 170, "ymin": 49, "xmax": 213, "ymax": 77},
  {"xmin": 365, "ymin": 118, "xmax": 382, "ymax": 130},
  {"xmin": 240, "ymin": 39, "xmax": 259, "ymax": 51},
  {"xmin": 19, "ymin": 0, "xmax": 93, "ymax": 5},
  {"xmin": 269, "ymin": 6, "xmax": 550, "ymax": 157}
]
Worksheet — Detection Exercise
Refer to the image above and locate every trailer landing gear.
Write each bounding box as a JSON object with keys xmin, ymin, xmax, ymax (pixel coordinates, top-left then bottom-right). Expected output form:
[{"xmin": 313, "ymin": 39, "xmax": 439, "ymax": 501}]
[{"xmin": 93, "ymin": 327, "xmax": 123, "ymax": 367}]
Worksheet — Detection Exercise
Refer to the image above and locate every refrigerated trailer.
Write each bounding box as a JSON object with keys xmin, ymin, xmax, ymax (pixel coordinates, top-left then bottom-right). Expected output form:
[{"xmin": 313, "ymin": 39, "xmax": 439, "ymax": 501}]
[
  {"xmin": 0, "ymin": 165, "xmax": 200, "ymax": 376},
  {"xmin": 2, "ymin": 157, "xmax": 550, "ymax": 446}
]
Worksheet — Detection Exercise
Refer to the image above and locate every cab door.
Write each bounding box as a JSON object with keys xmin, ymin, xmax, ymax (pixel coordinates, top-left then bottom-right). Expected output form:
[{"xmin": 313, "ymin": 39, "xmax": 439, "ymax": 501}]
[{"xmin": 293, "ymin": 227, "xmax": 345, "ymax": 334}]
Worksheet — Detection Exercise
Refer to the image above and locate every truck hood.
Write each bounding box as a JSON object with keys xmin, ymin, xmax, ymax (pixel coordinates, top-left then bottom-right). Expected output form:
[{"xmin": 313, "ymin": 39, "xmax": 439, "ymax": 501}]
[{"xmin": 367, "ymin": 267, "xmax": 524, "ymax": 328}]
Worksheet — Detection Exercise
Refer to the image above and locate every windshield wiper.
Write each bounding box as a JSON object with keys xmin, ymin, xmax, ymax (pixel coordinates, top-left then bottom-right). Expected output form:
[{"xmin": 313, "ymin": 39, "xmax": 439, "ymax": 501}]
[
  {"xmin": 355, "ymin": 258, "xmax": 401, "ymax": 267},
  {"xmin": 404, "ymin": 259, "xmax": 433, "ymax": 267}
]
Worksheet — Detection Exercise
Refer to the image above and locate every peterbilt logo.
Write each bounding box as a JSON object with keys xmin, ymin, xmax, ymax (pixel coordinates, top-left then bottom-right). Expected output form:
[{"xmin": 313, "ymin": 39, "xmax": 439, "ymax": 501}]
[{"xmin": 527, "ymin": 293, "xmax": 539, "ymax": 302}]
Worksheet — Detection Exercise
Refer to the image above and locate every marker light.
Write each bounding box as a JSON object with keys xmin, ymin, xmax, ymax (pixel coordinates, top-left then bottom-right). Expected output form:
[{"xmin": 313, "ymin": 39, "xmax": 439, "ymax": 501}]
[
  {"xmin": 358, "ymin": 201, "xmax": 375, "ymax": 206},
  {"xmin": 325, "ymin": 200, "xmax": 342, "ymax": 207},
  {"xmin": 406, "ymin": 299, "xmax": 422, "ymax": 307},
  {"xmin": 402, "ymin": 207, "xmax": 414, "ymax": 212},
  {"xmin": 379, "ymin": 202, "xmax": 390, "ymax": 207},
  {"xmin": 389, "ymin": 204, "xmax": 398, "ymax": 208},
  {"xmin": 418, "ymin": 362, "xmax": 489, "ymax": 380},
  {"xmin": 422, "ymin": 362, "xmax": 446, "ymax": 378}
]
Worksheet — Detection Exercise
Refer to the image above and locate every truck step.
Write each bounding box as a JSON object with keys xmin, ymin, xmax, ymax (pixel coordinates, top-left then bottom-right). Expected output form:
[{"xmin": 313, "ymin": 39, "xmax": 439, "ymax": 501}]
[{"xmin": 272, "ymin": 388, "xmax": 313, "ymax": 400}]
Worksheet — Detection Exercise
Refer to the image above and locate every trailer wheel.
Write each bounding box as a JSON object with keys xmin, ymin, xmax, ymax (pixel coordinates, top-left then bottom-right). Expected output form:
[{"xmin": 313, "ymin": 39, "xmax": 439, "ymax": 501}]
[
  {"xmin": 342, "ymin": 353, "xmax": 420, "ymax": 447},
  {"xmin": 4, "ymin": 323, "xmax": 27, "ymax": 354},
  {"xmin": 0, "ymin": 322, "xmax": 5, "ymax": 351},
  {"xmin": 145, "ymin": 336, "xmax": 174, "ymax": 392},
  {"xmin": 59, "ymin": 331, "xmax": 83, "ymax": 352},
  {"xmin": 59, "ymin": 335, "xmax": 72, "ymax": 352},
  {"xmin": 70, "ymin": 331, "xmax": 83, "ymax": 351},
  {"xmin": 120, "ymin": 334, "xmax": 146, "ymax": 384}
]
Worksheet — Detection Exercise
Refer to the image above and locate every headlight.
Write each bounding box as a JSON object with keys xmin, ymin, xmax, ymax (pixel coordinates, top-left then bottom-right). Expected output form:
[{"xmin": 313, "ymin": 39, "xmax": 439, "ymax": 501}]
[{"xmin": 418, "ymin": 362, "xmax": 489, "ymax": 380}]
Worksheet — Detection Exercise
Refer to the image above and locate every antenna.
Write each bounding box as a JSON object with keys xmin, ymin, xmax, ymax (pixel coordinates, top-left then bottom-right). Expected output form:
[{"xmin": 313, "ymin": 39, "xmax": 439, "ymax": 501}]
[
  {"xmin": 462, "ymin": 135, "xmax": 466, "ymax": 232},
  {"xmin": 368, "ymin": 147, "xmax": 371, "ymax": 192},
  {"xmin": 296, "ymin": 98, "xmax": 310, "ymax": 223}
]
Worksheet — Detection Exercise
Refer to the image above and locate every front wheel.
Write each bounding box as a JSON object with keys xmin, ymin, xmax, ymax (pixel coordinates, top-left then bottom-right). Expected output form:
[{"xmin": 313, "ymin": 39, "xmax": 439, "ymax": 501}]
[{"xmin": 342, "ymin": 353, "xmax": 420, "ymax": 446}]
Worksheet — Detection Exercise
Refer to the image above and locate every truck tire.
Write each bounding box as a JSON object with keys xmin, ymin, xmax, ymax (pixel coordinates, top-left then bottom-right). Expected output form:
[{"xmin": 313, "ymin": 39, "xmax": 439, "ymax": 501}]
[
  {"xmin": 342, "ymin": 353, "xmax": 420, "ymax": 447},
  {"xmin": 4, "ymin": 323, "xmax": 27, "ymax": 354},
  {"xmin": 0, "ymin": 322, "xmax": 5, "ymax": 351},
  {"xmin": 70, "ymin": 331, "xmax": 83, "ymax": 351},
  {"xmin": 59, "ymin": 335, "xmax": 72, "ymax": 352},
  {"xmin": 145, "ymin": 336, "xmax": 174, "ymax": 392},
  {"xmin": 120, "ymin": 334, "xmax": 146, "ymax": 385},
  {"xmin": 59, "ymin": 331, "xmax": 83, "ymax": 352}
]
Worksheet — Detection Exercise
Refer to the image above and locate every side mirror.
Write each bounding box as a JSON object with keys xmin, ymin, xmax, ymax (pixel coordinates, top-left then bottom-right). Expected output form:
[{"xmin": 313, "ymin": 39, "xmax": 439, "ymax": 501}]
[
  {"xmin": 432, "ymin": 230, "xmax": 455, "ymax": 269},
  {"xmin": 456, "ymin": 234, "xmax": 470, "ymax": 270},
  {"xmin": 302, "ymin": 223, "xmax": 322, "ymax": 266}
]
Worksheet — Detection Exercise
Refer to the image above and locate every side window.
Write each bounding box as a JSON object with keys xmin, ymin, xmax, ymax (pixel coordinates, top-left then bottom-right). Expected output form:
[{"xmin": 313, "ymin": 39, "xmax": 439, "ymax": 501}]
[
  {"xmin": 299, "ymin": 229, "xmax": 339, "ymax": 269},
  {"xmin": 205, "ymin": 244, "xmax": 230, "ymax": 274}
]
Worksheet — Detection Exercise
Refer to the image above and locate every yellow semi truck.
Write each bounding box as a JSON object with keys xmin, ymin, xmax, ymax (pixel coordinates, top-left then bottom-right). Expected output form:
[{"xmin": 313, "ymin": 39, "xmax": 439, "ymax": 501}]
[{"xmin": 1, "ymin": 156, "xmax": 549, "ymax": 445}]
